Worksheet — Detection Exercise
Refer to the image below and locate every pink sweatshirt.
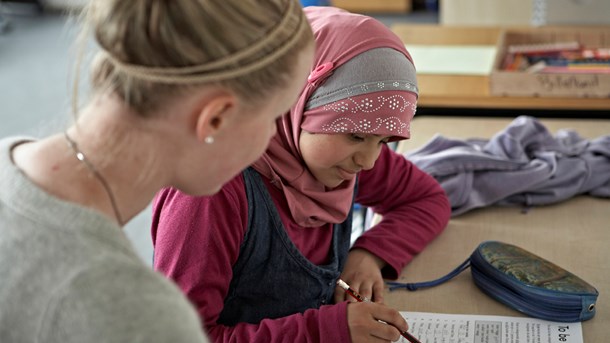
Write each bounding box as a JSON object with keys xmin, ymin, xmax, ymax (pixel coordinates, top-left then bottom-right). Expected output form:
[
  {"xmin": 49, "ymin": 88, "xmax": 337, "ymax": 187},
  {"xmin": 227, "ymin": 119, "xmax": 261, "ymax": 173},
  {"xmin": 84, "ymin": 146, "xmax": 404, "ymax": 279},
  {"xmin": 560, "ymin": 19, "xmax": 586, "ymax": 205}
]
[{"xmin": 152, "ymin": 145, "xmax": 451, "ymax": 342}]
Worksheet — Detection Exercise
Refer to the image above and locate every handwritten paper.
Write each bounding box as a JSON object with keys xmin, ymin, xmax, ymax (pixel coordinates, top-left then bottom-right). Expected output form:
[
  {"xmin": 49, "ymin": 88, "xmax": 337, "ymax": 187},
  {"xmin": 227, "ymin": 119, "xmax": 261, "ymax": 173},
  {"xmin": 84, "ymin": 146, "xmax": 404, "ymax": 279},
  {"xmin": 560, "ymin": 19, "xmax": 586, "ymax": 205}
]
[
  {"xmin": 406, "ymin": 45, "xmax": 498, "ymax": 76},
  {"xmin": 399, "ymin": 312, "xmax": 583, "ymax": 343}
]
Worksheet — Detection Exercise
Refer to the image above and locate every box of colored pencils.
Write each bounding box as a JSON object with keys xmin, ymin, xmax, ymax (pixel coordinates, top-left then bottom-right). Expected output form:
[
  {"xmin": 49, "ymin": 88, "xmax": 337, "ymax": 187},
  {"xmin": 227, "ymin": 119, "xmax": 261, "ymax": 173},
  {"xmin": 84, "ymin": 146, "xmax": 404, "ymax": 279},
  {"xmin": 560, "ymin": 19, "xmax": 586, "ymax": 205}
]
[{"xmin": 490, "ymin": 26, "xmax": 610, "ymax": 98}]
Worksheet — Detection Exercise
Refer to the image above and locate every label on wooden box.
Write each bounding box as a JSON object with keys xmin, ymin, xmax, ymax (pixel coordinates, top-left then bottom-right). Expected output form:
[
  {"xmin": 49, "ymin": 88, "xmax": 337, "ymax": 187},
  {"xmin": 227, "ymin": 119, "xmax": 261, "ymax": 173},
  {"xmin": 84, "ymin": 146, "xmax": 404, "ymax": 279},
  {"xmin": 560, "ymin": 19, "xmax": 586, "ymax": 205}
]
[{"xmin": 491, "ymin": 71, "xmax": 610, "ymax": 98}]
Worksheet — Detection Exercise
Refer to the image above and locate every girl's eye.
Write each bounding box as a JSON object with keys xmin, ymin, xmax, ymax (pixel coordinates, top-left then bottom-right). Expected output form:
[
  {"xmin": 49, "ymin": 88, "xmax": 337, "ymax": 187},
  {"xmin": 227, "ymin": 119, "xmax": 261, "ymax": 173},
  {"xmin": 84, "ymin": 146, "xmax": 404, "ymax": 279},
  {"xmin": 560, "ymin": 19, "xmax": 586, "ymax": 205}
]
[
  {"xmin": 380, "ymin": 139, "xmax": 390, "ymax": 145},
  {"xmin": 350, "ymin": 134, "xmax": 365, "ymax": 142}
]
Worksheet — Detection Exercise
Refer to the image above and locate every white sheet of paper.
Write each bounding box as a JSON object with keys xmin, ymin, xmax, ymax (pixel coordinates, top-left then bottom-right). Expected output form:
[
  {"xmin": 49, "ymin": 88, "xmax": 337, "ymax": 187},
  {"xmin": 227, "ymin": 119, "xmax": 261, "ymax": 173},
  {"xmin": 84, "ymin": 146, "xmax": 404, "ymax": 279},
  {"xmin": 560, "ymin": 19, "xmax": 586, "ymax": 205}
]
[
  {"xmin": 399, "ymin": 312, "xmax": 583, "ymax": 343},
  {"xmin": 406, "ymin": 45, "xmax": 498, "ymax": 76}
]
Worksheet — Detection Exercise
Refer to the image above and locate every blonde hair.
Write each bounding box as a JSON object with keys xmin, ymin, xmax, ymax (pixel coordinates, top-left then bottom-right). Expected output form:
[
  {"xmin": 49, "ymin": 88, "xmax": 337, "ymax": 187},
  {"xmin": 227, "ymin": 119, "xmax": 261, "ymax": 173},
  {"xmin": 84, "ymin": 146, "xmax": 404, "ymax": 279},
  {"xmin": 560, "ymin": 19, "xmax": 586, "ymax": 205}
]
[{"xmin": 77, "ymin": 0, "xmax": 313, "ymax": 115}]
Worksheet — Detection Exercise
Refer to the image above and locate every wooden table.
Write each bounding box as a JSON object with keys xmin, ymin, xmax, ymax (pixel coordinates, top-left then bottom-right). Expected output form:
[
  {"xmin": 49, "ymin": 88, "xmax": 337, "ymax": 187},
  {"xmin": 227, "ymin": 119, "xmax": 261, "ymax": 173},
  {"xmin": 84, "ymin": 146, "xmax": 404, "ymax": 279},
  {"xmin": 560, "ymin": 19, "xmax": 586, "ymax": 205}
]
[
  {"xmin": 385, "ymin": 116, "xmax": 610, "ymax": 342},
  {"xmin": 392, "ymin": 25, "xmax": 610, "ymax": 111}
]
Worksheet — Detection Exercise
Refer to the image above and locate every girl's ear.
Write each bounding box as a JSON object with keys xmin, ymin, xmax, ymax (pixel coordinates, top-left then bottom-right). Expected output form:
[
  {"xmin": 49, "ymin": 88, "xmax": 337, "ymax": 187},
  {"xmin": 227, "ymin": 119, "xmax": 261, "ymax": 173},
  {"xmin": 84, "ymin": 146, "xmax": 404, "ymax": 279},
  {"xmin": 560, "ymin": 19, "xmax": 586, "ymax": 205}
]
[{"xmin": 194, "ymin": 93, "xmax": 237, "ymax": 142}]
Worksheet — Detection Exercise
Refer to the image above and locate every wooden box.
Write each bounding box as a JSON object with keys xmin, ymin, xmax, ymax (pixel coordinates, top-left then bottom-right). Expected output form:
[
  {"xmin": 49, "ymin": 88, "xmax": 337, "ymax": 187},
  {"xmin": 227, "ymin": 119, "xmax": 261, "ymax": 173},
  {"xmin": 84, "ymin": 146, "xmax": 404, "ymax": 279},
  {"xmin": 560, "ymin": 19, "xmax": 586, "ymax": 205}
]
[{"xmin": 490, "ymin": 27, "xmax": 610, "ymax": 98}]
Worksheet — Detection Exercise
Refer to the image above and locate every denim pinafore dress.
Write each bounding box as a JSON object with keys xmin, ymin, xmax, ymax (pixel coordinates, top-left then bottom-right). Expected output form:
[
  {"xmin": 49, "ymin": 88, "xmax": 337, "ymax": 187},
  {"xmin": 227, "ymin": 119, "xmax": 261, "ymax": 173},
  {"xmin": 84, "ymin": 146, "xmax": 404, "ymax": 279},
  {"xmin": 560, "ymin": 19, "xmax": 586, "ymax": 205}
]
[{"xmin": 217, "ymin": 167, "xmax": 353, "ymax": 325}]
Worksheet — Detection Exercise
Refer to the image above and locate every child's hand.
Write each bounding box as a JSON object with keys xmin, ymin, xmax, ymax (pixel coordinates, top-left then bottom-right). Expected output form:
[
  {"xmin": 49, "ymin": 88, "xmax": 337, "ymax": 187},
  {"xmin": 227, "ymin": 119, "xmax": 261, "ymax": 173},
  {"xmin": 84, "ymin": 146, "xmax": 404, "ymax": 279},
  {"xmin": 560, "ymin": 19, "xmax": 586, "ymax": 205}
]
[
  {"xmin": 335, "ymin": 249, "xmax": 386, "ymax": 304},
  {"xmin": 346, "ymin": 301, "xmax": 408, "ymax": 343}
]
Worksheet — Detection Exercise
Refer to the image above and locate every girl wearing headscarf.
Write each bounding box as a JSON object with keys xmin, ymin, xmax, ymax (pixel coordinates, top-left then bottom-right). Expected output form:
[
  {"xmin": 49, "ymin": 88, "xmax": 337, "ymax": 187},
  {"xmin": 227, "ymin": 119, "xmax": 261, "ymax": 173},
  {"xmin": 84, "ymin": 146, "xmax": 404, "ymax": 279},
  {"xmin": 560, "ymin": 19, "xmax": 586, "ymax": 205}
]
[{"xmin": 152, "ymin": 7, "xmax": 451, "ymax": 342}]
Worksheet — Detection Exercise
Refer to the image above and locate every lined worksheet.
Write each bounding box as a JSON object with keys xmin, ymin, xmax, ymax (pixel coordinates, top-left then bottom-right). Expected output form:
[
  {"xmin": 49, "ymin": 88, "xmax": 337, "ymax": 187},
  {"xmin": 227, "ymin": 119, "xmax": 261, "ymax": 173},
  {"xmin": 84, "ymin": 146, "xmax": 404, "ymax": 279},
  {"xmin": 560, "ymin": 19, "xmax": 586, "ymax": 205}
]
[{"xmin": 399, "ymin": 312, "xmax": 583, "ymax": 343}]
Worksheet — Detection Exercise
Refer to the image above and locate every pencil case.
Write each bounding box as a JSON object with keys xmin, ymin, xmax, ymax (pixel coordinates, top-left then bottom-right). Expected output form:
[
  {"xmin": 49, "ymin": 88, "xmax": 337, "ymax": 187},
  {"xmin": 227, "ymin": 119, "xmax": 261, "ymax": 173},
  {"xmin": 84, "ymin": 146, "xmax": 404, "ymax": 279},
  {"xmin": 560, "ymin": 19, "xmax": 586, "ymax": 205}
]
[{"xmin": 387, "ymin": 241, "xmax": 598, "ymax": 322}]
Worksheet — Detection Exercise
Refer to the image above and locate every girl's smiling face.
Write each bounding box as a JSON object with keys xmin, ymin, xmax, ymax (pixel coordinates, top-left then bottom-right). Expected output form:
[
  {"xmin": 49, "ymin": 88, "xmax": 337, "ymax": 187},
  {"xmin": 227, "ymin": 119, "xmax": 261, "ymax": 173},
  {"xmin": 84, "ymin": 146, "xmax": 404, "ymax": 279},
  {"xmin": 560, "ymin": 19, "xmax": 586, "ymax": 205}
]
[{"xmin": 299, "ymin": 131, "xmax": 392, "ymax": 188}]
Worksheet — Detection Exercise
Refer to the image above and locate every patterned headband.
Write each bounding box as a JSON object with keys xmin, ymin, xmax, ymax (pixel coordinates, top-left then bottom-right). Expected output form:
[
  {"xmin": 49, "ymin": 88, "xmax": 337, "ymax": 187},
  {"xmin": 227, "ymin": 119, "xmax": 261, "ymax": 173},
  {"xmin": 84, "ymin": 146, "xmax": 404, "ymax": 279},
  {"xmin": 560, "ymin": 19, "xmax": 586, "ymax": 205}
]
[
  {"xmin": 302, "ymin": 90, "xmax": 417, "ymax": 140},
  {"xmin": 302, "ymin": 48, "xmax": 418, "ymax": 140}
]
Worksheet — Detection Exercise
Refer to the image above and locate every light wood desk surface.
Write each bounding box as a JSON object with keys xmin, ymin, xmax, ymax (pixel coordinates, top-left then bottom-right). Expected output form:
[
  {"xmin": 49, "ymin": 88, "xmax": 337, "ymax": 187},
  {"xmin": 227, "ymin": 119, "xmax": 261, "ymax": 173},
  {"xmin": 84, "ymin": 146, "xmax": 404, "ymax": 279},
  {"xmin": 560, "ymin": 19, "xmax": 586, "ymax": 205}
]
[
  {"xmin": 392, "ymin": 25, "xmax": 610, "ymax": 111},
  {"xmin": 386, "ymin": 116, "xmax": 610, "ymax": 342}
]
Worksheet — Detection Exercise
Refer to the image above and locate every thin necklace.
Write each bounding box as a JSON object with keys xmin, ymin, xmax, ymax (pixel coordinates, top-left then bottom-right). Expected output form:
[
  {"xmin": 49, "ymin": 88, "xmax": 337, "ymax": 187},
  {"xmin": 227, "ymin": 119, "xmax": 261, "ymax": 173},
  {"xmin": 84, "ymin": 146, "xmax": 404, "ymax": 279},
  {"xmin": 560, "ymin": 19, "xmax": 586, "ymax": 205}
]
[{"xmin": 64, "ymin": 132, "xmax": 124, "ymax": 226}]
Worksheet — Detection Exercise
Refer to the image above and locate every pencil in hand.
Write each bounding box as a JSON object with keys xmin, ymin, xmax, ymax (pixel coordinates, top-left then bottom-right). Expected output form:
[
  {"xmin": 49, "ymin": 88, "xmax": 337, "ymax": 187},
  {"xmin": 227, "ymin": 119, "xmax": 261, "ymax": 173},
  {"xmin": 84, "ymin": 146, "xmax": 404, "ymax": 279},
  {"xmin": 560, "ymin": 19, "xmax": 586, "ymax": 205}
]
[
  {"xmin": 337, "ymin": 278, "xmax": 371, "ymax": 302},
  {"xmin": 336, "ymin": 279, "xmax": 422, "ymax": 343}
]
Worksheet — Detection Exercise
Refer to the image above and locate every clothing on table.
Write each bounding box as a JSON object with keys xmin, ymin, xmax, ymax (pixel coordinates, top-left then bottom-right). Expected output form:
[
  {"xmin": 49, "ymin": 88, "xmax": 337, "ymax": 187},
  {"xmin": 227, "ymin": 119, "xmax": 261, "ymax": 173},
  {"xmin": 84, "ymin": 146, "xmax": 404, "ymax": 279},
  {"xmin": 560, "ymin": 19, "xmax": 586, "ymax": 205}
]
[
  {"xmin": 406, "ymin": 116, "xmax": 610, "ymax": 216},
  {"xmin": 0, "ymin": 137, "xmax": 208, "ymax": 343},
  {"xmin": 152, "ymin": 144, "xmax": 450, "ymax": 342}
]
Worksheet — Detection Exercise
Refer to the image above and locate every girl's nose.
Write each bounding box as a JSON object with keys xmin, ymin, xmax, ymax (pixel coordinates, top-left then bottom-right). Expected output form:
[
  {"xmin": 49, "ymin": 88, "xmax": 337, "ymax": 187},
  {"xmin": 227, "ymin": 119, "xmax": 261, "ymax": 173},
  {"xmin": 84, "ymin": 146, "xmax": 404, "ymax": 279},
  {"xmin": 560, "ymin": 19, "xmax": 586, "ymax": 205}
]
[{"xmin": 354, "ymin": 146, "xmax": 381, "ymax": 171}]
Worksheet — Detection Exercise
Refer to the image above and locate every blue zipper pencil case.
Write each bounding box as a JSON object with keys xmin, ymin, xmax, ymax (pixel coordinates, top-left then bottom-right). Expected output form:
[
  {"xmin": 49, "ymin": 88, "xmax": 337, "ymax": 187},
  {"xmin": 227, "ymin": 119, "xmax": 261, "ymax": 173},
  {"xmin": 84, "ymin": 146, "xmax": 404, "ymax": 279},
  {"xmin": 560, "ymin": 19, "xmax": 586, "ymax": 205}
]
[{"xmin": 387, "ymin": 241, "xmax": 599, "ymax": 322}]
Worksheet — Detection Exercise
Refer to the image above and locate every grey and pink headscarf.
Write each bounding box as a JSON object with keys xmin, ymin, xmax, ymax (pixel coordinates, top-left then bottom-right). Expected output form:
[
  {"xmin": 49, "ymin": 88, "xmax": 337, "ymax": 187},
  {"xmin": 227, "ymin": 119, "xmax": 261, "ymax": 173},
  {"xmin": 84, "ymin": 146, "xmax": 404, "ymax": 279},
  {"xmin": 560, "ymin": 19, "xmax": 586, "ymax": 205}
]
[{"xmin": 252, "ymin": 6, "xmax": 418, "ymax": 227}]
